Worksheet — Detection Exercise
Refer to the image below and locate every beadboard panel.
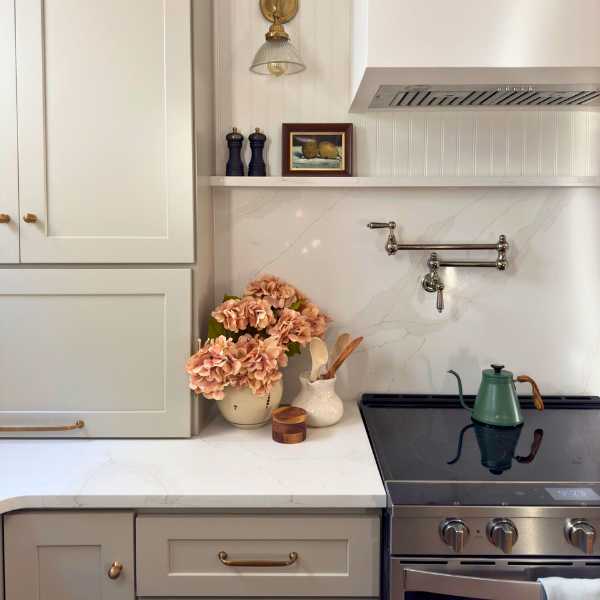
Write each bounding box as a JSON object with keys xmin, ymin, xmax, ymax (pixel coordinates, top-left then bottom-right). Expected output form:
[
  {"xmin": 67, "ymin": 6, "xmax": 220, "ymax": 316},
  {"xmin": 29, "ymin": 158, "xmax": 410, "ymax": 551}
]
[{"xmin": 213, "ymin": 0, "xmax": 600, "ymax": 178}]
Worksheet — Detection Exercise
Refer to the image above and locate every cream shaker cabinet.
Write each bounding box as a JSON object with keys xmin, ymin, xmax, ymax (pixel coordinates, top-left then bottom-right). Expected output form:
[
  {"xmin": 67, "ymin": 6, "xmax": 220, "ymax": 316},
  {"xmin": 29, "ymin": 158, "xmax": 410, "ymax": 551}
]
[
  {"xmin": 0, "ymin": 0, "xmax": 19, "ymax": 263},
  {"xmin": 0, "ymin": 518, "xmax": 3, "ymax": 600},
  {"xmin": 4, "ymin": 511, "xmax": 135, "ymax": 600},
  {"xmin": 0, "ymin": 269, "xmax": 192, "ymax": 437},
  {"xmin": 11, "ymin": 0, "xmax": 193, "ymax": 263}
]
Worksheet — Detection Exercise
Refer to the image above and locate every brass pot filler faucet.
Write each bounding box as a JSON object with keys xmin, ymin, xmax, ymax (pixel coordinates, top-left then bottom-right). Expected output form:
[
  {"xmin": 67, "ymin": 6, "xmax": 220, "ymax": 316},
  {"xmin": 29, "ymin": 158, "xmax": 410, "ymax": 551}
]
[{"xmin": 367, "ymin": 221, "xmax": 508, "ymax": 314}]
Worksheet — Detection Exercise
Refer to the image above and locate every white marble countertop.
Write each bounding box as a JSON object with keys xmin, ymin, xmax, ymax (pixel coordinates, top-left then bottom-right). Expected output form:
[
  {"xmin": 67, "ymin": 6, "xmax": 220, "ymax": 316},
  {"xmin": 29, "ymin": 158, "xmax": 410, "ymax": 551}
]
[{"xmin": 0, "ymin": 402, "xmax": 386, "ymax": 514}]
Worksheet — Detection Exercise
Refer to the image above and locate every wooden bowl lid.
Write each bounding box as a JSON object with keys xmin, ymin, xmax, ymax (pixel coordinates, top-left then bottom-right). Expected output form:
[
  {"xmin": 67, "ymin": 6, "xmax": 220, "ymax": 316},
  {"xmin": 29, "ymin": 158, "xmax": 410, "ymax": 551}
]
[{"xmin": 272, "ymin": 406, "xmax": 307, "ymax": 425}]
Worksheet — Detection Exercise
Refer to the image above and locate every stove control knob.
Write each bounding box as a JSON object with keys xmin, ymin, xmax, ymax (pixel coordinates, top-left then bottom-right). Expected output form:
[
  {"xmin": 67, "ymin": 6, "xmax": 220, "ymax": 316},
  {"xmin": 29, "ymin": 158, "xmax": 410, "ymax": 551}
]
[
  {"xmin": 566, "ymin": 520, "xmax": 596, "ymax": 554},
  {"xmin": 440, "ymin": 519, "xmax": 470, "ymax": 553},
  {"xmin": 487, "ymin": 518, "xmax": 518, "ymax": 554}
]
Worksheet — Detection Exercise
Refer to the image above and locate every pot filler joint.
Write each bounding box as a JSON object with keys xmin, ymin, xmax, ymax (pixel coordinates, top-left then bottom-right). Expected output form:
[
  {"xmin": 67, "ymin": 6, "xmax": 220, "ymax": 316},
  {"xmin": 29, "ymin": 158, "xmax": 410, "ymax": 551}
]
[{"xmin": 366, "ymin": 221, "xmax": 508, "ymax": 314}]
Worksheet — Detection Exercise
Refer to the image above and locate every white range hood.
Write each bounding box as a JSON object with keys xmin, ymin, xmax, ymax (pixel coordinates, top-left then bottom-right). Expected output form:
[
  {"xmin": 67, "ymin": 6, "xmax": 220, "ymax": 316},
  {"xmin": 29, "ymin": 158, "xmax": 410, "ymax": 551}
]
[{"xmin": 350, "ymin": 0, "xmax": 600, "ymax": 111}]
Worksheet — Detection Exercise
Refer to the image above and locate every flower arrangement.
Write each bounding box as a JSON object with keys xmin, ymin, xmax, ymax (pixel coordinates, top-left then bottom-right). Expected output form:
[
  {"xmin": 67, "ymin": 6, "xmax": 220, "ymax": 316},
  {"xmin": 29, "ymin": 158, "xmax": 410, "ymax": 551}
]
[{"xmin": 186, "ymin": 275, "xmax": 330, "ymax": 400}]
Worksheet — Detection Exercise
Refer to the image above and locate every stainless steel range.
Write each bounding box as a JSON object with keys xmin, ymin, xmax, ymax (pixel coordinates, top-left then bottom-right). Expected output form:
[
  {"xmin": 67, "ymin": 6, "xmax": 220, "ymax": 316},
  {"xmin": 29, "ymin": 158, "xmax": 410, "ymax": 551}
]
[{"xmin": 360, "ymin": 394, "xmax": 600, "ymax": 600}]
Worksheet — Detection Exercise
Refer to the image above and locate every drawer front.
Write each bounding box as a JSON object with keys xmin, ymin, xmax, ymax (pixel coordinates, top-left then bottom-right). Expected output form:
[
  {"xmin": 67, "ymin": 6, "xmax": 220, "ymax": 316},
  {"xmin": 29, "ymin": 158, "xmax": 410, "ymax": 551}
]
[{"xmin": 136, "ymin": 514, "xmax": 380, "ymax": 597}]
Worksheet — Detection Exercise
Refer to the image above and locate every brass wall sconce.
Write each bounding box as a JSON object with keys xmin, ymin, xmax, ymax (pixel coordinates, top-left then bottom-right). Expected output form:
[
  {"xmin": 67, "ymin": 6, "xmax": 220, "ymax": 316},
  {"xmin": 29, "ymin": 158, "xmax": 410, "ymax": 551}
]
[{"xmin": 250, "ymin": 0, "xmax": 305, "ymax": 77}]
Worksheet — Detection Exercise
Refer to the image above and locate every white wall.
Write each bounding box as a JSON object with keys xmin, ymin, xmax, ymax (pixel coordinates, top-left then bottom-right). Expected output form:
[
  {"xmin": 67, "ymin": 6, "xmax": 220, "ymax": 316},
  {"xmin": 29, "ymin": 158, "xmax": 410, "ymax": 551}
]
[{"xmin": 212, "ymin": 0, "xmax": 600, "ymax": 401}]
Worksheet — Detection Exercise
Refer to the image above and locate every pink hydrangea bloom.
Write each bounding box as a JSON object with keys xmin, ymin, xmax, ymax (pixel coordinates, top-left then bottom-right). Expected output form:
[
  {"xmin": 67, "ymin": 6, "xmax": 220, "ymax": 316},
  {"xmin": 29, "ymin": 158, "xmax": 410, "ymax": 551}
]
[
  {"xmin": 212, "ymin": 296, "xmax": 275, "ymax": 333},
  {"xmin": 231, "ymin": 334, "xmax": 288, "ymax": 396},
  {"xmin": 245, "ymin": 274, "xmax": 304, "ymax": 309},
  {"xmin": 267, "ymin": 308, "xmax": 313, "ymax": 347},
  {"xmin": 301, "ymin": 302, "xmax": 331, "ymax": 339},
  {"xmin": 185, "ymin": 336, "xmax": 241, "ymax": 400}
]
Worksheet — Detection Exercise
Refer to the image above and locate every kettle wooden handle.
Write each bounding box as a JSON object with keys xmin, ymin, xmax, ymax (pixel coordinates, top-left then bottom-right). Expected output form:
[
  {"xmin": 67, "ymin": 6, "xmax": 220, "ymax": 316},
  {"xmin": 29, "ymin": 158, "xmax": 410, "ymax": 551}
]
[{"xmin": 516, "ymin": 375, "xmax": 544, "ymax": 411}]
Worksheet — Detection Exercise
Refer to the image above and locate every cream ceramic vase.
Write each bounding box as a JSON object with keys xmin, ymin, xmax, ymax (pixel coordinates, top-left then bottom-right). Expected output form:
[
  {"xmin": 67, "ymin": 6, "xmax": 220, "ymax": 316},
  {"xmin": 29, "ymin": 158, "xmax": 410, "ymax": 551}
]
[
  {"xmin": 217, "ymin": 380, "xmax": 283, "ymax": 429},
  {"xmin": 292, "ymin": 372, "xmax": 344, "ymax": 427}
]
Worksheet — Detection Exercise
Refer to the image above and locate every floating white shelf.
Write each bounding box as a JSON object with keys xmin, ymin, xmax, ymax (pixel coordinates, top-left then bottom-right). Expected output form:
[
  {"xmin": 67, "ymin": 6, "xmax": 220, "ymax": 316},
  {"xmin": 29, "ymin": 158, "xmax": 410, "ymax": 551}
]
[{"xmin": 210, "ymin": 176, "xmax": 600, "ymax": 189}]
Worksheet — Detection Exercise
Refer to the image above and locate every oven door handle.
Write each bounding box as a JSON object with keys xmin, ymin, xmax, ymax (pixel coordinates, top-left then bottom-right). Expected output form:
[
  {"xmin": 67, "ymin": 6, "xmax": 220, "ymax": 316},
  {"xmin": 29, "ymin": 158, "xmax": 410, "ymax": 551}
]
[{"xmin": 403, "ymin": 568, "xmax": 542, "ymax": 600}]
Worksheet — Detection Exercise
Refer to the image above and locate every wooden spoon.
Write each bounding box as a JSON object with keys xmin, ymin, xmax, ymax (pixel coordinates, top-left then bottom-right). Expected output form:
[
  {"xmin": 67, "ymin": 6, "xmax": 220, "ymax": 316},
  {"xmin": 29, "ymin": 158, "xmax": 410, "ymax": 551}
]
[
  {"xmin": 322, "ymin": 336, "xmax": 363, "ymax": 380},
  {"xmin": 309, "ymin": 338, "xmax": 329, "ymax": 382},
  {"xmin": 330, "ymin": 333, "xmax": 351, "ymax": 369}
]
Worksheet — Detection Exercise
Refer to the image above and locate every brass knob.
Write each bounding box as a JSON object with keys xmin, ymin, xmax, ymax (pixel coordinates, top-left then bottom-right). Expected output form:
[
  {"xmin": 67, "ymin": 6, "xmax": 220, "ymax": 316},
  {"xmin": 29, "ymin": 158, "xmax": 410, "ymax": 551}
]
[
  {"xmin": 23, "ymin": 213, "xmax": 38, "ymax": 223},
  {"xmin": 107, "ymin": 561, "xmax": 123, "ymax": 579},
  {"xmin": 0, "ymin": 214, "xmax": 10, "ymax": 224}
]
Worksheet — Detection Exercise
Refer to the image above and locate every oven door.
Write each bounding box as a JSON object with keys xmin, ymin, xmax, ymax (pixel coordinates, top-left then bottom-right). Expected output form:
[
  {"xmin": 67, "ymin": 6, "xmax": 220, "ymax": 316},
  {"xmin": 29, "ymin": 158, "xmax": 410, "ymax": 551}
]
[{"xmin": 391, "ymin": 558, "xmax": 600, "ymax": 600}]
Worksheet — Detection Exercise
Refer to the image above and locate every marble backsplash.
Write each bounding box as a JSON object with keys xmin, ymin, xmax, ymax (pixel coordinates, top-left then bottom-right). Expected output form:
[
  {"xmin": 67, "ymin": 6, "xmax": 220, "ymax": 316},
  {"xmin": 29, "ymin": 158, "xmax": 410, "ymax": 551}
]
[{"xmin": 214, "ymin": 186, "xmax": 600, "ymax": 402}]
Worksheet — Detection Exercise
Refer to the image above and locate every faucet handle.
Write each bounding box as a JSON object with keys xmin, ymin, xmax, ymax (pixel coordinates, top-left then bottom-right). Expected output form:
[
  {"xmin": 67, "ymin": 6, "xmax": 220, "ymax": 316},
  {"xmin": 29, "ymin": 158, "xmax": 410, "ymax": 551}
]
[
  {"xmin": 436, "ymin": 283, "xmax": 444, "ymax": 314},
  {"xmin": 423, "ymin": 253, "xmax": 445, "ymax": 313},
  {"xmin": 367, "ymin": 221, "xmax": 398, "ymax": 255},
  {"xmin": 367, "ymin": 221, "xmax": 396, "ymax": 230}
]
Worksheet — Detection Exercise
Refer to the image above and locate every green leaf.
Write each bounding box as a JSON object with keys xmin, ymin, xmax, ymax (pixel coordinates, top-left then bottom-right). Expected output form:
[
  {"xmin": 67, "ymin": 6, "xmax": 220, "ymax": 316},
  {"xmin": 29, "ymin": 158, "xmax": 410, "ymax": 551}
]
[
  {"xmin": 223, "ymin": 294, "xmax": 241, "ymax": 302},
  {"xmin": 286, "ymin": 341, "xmax": 302, "ymax": 357},
  {"xmin": 207, "ymin": 316, "xmax": 227, "ymax": 340},
  {"xmin": 288, "ymin": 300, "xmax": 302, "ymax": 311}
]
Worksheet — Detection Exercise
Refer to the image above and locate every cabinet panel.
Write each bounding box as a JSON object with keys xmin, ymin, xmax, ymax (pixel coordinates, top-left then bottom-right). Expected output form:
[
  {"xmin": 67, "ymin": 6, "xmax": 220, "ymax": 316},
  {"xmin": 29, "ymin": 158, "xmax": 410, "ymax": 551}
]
[
  {"xmin": 15, "ymin": 0, "xmax": 193, "ymax": 263},
  {"xmin": 137, "ymin": 514, "xmax": 380, "ymax": 597},
  {"xmin": 0, "ymin": 269, "xmax": 191, "ymax": 437},
  {"xmin": 4, "ymin": 511, "xmax": 134, "ymax": 600},
  {"xmin": 0, "ymin": 0, "xmax": 19, "ymax": 263},
  {"xmin": 0, "ymin": 518, "xmax": 3, "ymax": 600}
]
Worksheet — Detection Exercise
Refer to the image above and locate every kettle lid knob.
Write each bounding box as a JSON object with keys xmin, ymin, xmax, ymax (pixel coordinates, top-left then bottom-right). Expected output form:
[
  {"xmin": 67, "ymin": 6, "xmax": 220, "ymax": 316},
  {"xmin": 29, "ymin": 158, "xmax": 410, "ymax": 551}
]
[{"xmin": 491, "ymin": 364, "xmax": 505, "ymax": 373}]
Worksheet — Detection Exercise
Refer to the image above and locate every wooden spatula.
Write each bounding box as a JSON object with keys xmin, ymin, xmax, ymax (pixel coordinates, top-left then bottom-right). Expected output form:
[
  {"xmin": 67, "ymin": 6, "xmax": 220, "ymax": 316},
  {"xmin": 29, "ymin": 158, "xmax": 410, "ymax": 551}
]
[
  {"xmin": 322, "ymin": 337, "xmax": 363, "ymax": 380},
  {"xmin": 309, "ymin": 338, "xmax": 329, "ymax": 382},
  {"xmin": 330, "ymin": 332, "xmax": 351, "ymax": 368}
]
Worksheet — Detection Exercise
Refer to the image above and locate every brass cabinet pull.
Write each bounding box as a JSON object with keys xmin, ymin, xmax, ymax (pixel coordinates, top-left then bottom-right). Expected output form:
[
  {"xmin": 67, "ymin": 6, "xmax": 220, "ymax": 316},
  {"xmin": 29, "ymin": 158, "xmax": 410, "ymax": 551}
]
[
  {"xmin": 0, "ymin": 420, "xmax": 85, "ymax": 432},
  {"xmin": 107, "ymin": 561, "xmax": 123, "ymax": 580},
  {"xmin": 0, "ymin": 213, "xmax": 10, "ymax": 223},
  {"xmin": 218, "ymin": 551, "xmax": 298, "ymax": 568},
  {"xmin": 22, "ymin": 212, "xmax": 38, "ymax": 223}
]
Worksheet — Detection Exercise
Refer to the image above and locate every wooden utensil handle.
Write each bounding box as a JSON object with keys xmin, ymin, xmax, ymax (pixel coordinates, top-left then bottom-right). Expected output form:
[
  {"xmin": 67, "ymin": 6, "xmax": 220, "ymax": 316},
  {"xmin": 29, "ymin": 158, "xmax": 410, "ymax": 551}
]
[
  {"xmin": 516, "ymin": 375, "xmax": 544, "ymax": 411},
  {"xmin": 322, "ymin": 336, "xmax": 363, "ymax": 380},
  {"xmin": 516, "ymin": 428, "xmax": 544, "ymax": 464}
]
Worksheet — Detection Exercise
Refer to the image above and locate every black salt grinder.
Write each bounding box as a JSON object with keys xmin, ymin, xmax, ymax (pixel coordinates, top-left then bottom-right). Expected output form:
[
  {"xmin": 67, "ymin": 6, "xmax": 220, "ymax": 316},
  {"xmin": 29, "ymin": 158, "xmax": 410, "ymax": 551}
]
[
  {"xmin": 226, "ymin": 127, "xmax": 245, "ymax": 176},
  {"xmin": 248, "ymin": 128, "xmax": 267, "ymax": 176}
]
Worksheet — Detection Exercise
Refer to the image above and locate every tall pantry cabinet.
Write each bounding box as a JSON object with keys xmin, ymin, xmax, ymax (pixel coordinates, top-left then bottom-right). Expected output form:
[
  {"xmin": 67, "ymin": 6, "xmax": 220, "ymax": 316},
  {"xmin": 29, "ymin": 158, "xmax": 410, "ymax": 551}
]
[{"xmin": 0, "ymin": 0, "xmax": 201, "ymax": 437}]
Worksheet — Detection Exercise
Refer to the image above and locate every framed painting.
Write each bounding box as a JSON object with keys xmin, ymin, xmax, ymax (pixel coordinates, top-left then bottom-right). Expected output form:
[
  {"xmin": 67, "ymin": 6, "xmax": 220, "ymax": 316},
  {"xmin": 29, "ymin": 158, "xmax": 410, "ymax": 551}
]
[{"xmin": 282, "ymin": 123, "xmax": 353, "ymax": 176}]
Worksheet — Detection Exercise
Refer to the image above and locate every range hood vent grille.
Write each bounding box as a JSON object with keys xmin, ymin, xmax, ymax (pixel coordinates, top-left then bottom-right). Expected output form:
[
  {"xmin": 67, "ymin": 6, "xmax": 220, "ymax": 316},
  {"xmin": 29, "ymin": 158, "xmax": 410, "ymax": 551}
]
[{"xmin": 370, "ymin": 85, "xmax": 600, "ymax": 109}]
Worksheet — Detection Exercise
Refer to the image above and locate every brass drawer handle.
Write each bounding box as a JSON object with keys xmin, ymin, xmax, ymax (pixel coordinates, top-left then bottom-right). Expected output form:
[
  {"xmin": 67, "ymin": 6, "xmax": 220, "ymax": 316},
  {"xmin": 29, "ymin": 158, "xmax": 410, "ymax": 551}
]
[
  {"xmin": 107, "ymin": 561, "xmax": 123, "ymax": 579},
  {"xmin": 218, "ymin": 551, "xmax": 298, "ymax": 568},
  {"xmin": 0, "ymin": 213, "xmax": 10, "ymax": 223},
  {"xmin": 0, "ymin": 420, "xmax": 85, "ymax": 432}
]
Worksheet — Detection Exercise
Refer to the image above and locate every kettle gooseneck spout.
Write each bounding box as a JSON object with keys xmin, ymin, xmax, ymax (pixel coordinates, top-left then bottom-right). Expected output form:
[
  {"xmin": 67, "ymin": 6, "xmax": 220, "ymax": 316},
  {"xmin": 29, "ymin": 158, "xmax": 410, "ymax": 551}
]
[{"xmin": 448, "ymin": 370, "xmax": 472, "ymax": 413}]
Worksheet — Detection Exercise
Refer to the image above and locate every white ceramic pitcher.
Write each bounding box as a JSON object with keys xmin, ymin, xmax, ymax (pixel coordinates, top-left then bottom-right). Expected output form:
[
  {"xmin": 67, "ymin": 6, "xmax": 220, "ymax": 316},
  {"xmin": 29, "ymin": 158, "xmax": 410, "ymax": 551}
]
[{"xmin": 291, "ymin": 372, "xmax": 343, "ymax": 427}]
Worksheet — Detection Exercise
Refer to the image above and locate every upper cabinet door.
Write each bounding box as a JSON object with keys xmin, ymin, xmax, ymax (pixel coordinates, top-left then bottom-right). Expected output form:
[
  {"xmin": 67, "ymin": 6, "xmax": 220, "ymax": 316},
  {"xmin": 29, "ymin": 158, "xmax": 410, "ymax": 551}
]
[
  {"xmin": 0, "ymin": 0, "xmax": 20, "ymax": 263},
  {"xmin": 15, "ymin": 0, "xmax": 194, "ymax": 263}
]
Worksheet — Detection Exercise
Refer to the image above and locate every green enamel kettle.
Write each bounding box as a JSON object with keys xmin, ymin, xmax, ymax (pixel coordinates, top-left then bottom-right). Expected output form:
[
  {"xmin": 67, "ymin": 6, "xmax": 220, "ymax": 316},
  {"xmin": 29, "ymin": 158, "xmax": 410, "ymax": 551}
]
[{"xmin": 448, "ymin": 365, "xmax": 544, "ymax": 427}]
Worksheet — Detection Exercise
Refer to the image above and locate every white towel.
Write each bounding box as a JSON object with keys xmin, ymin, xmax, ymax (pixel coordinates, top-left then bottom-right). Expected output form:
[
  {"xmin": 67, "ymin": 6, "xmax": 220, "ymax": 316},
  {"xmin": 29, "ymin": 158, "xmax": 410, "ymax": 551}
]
[{"xmin": 538, "ymin": 577, "xmax": 600, "ymax": 600}]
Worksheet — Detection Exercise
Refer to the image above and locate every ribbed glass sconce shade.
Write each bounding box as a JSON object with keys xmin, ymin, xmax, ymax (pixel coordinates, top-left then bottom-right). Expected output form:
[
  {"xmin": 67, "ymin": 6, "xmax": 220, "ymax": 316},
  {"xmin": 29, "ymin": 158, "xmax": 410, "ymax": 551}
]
[{"xmin": 250, "ymin": 39, "xmax": 306, "ymax": 76}]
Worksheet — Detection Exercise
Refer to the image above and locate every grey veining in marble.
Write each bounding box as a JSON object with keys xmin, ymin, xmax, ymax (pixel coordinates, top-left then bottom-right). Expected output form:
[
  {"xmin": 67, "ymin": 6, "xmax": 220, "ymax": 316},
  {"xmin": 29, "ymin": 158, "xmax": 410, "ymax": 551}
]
[{"xmin": 214, "ymin": 187, "xmax": 600, "ymax": 403}]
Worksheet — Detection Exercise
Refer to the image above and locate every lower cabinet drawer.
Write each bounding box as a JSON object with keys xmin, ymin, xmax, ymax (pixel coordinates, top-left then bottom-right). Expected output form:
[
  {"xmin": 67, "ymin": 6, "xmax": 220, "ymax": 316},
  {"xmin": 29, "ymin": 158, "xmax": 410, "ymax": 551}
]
[{"xmin": 136, "ymin": 513, "xmax": 380, "ymax": 597}]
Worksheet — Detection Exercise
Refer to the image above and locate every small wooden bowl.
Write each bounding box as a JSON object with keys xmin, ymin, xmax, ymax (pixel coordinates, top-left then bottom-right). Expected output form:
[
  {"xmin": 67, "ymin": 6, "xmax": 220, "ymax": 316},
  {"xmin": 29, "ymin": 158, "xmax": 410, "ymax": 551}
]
[{"xmin": 272, "ymin": 406, "xmax": 307, "ymax": 444}]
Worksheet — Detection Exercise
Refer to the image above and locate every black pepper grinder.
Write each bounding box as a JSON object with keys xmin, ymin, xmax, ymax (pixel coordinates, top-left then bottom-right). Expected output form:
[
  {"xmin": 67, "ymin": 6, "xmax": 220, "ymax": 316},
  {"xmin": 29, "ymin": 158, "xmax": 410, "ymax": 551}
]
[
  {"xmin": 226, "ymin": 127, "xmax": 245, "ymax": 176},
  {"xmin": 248, "ymin": 128, "xmax": 267, "ymax": 176}
]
